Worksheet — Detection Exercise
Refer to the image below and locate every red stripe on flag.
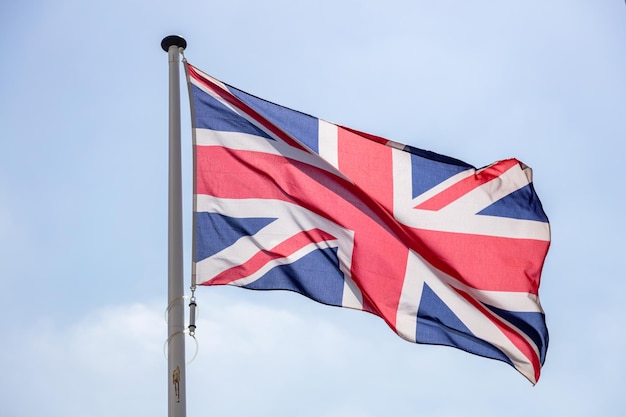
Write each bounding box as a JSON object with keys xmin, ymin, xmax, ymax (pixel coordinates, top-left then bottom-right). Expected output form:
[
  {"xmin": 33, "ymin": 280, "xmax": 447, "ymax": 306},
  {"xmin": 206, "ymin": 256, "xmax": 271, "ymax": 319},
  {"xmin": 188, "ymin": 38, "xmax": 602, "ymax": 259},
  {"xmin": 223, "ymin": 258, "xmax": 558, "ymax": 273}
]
[
  {"xmin": 410, "ymin": 229, "xmax": 548, "ymax": 294},
  {"xmin": 207, "ymin": 228, "xmax": 336, "ymax": 286},
  {"xmin": 415, "ymin": 159, "xmax": 520, "ymax": 211},
  {"xmin": 335, "ymin": 126, "xmax": 399, "ymax": 314},
  {"xmin": 188, "ymin": 64, "xmax": 309, "ymax": 152},
  {"xmin": 339, "ymin": 125, "xmax": 391, "ymax": 146},
  {"xmin": 337, "ymin": 126, "xmax": 394, "ymax": 213},
  {"xmin": 455, "ymin": 287, "xmax": 542, "ymax": 382}
]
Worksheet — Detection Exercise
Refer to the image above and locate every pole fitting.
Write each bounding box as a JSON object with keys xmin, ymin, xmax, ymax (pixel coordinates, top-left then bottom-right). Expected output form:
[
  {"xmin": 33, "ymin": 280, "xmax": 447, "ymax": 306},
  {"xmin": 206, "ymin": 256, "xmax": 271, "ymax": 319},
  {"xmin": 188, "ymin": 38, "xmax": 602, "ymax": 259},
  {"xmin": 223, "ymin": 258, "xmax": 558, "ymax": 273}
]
[{"xmin": 161, "ymin": 35, "xmax": 187, "ymax": 52}]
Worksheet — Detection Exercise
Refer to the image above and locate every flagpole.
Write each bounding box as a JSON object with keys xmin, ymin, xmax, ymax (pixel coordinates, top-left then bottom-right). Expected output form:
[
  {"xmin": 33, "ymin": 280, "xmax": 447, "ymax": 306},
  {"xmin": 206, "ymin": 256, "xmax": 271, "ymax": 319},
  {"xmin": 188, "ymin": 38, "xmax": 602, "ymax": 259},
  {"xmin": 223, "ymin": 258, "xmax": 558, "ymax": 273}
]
[{"xmin": 161, "ymin": 34, "xmax": 187, "ymax": 417}]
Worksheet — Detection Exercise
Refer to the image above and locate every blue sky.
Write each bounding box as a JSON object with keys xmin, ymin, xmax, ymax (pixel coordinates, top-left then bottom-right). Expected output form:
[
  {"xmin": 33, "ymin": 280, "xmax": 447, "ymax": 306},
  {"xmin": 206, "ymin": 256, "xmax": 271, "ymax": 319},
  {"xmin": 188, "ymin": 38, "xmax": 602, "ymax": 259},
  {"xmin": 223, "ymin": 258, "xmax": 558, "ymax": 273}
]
[{"xmin": 1, "ymin": 1, "xmax": 625, "ymax": 416}]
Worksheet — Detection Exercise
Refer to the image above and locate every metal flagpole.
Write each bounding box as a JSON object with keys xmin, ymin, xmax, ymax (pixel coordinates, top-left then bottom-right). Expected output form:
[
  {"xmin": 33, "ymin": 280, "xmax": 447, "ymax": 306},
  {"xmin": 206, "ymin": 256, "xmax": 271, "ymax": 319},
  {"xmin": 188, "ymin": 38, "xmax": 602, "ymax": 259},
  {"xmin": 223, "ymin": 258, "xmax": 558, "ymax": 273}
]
[{"xmin": 161, "ymin": 34, "xmax": 187, "ymax": 417}]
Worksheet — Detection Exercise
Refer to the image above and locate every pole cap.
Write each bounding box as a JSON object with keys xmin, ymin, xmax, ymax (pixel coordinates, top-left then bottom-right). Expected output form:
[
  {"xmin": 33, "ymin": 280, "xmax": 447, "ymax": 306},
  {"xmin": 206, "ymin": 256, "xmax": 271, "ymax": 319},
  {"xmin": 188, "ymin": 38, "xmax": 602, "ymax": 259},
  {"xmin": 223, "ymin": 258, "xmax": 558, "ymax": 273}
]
[{"xmin": 161, "ymin": 35, "xmax": 187, "ymax": 52}]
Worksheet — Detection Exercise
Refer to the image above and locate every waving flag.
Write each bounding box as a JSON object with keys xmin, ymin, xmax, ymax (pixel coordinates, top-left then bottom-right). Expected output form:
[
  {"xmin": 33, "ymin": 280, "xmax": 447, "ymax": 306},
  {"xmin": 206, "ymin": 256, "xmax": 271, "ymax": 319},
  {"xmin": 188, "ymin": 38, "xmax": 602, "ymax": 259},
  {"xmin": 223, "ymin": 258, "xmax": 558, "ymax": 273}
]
[{"xmin": 187, "ymin": 63, "xmax": 550, "ymax": 383}]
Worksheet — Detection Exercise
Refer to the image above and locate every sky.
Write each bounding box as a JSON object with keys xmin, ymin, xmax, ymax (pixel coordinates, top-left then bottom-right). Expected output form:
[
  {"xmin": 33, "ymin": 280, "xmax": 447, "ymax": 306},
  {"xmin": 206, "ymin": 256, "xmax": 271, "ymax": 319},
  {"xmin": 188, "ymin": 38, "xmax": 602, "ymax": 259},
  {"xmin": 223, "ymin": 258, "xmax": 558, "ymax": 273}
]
[{"xmin": 1, "ymin": 1, "xmax": 625, "ymax": 416}]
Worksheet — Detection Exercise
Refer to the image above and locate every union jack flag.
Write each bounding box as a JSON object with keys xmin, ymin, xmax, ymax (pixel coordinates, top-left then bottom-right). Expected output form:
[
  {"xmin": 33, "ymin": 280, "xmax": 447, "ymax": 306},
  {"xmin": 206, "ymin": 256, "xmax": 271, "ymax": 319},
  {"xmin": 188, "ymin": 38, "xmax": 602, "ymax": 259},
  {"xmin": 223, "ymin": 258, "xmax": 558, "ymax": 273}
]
[{"xmin": 187, "ymin": 63, "xmax": 550, "ymax": 384}]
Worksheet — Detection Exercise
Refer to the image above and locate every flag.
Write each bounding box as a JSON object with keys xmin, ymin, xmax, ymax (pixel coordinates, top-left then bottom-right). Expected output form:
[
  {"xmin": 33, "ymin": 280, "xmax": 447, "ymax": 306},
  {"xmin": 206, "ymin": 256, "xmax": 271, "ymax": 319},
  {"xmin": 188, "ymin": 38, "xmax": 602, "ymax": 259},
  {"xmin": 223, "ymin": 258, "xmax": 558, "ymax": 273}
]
[{"xmin": 186, "ymin": 63, "xmax": 550, "ymax": 384}]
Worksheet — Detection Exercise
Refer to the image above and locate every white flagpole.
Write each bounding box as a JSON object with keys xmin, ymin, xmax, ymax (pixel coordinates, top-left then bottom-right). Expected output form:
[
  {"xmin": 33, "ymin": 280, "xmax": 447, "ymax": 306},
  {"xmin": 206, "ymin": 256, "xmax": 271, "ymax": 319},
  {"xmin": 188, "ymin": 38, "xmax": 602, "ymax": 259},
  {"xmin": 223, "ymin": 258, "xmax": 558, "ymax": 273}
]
[{"xmin": 161, "ymin": 34, "xmax": 187, "ymax": 417}]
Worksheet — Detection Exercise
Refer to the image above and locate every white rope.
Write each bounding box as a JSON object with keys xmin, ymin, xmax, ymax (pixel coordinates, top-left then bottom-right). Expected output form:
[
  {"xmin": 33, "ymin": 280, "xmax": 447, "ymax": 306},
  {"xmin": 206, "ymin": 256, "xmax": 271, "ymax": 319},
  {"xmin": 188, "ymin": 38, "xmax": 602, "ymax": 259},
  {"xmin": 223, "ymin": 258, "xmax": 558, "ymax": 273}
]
[
  {"xmin": 164, "ymin": 286, "xmax": 200, "ymax": 364},
  {"xmin": 163, "ymin": 329, "xmax": 199, "ymax": 365},
  {"xmin": 164, "ymin": 296, "xmax": 189, "ymax": 323}
]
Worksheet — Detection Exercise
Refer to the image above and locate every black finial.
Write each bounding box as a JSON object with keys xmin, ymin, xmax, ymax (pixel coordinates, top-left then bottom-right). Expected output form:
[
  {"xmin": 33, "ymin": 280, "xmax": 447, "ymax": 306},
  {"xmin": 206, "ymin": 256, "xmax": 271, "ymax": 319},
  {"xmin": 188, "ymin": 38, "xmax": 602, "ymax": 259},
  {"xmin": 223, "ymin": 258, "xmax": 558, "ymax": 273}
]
[{"xmin": 161, "ymin": 35, "xmax": 187, "ymax": 52}]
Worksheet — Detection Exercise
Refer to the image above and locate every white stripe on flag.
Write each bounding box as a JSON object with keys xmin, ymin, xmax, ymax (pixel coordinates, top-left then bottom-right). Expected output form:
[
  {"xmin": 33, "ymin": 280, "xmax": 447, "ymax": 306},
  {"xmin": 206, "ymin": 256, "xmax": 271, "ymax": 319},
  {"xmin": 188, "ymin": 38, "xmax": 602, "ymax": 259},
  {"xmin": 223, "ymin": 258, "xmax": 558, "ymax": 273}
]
[{"xmin": 318, "ymin": 120, "xmax": 339, "ymax": 170}]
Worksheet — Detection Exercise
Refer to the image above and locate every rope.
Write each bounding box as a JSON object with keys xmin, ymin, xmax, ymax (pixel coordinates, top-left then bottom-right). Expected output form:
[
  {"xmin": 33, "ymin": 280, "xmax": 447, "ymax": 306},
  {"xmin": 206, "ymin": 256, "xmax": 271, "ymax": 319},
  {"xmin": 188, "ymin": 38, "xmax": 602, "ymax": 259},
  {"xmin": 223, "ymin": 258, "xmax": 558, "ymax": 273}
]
[{"xmin": 163, "ymin": 329, "xmax": 199, "ymax": 365}]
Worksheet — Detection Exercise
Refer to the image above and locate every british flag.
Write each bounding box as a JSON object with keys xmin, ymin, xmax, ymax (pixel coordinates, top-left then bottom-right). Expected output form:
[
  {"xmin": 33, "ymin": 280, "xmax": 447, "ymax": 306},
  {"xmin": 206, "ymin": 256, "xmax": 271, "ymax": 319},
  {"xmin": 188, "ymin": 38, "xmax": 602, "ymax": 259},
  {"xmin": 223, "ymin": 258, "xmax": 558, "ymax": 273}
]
[{"xmin": 187, "ymin": 63, "xmax": 550, "ymax": 384}]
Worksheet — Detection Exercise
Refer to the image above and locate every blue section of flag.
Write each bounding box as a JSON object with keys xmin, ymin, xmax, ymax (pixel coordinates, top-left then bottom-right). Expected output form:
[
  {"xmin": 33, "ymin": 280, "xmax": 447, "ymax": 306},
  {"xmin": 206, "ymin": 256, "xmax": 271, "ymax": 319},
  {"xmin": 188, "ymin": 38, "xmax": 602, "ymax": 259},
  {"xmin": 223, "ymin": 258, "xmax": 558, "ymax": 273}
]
[
  {"xmin": 243, "ymin": 247, "xmax": 345, "ymax": 306},
  {"xmin": 416, "ymin": 283, "xmax": 512, "ymax": 365},
  {"xmin": 486, "ymin": 304, "xmax": 549, "ymax": 364},
  {"xmin": 194, "ymin": 212, "xmax": 276, "ymax": 262},
  {"xmin": 229, "ymin": 86, "xmax": 320, "ymax": 153},
  {"xmin": 191, "ymin": 85, "xmax": 273, "ymax": 139},
  {"xmin": 410, "ymin": 153, "xmax": 472, "ymax": 198},
  {"xmin": 478, "ymin": 183, "xmax": 549, "ymax": 222}
]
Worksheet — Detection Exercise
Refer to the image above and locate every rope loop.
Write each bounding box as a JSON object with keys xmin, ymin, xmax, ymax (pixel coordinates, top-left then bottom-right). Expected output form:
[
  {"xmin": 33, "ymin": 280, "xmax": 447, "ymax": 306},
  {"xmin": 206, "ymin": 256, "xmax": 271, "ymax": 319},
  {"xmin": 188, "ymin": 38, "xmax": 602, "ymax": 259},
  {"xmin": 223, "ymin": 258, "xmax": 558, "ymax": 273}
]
[
  {"xmin": 163, "ymin": 329, "xmax": 199, "ymax": 365},
  {"xmin": 164, "ymin": 296, "xmax": 189, "ymax": 323}
]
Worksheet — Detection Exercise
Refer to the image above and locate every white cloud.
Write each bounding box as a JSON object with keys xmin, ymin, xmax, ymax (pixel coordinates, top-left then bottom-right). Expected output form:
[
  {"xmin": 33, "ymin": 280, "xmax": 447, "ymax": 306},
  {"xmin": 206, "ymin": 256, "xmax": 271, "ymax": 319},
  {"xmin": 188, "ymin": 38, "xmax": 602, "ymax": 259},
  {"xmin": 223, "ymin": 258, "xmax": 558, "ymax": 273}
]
[
  {"xmin": 2, "ymin": 285, "xmax": 625, "ymax": 417},
  {"xmin": 0, "ymin": 294, "xmax": 370, "ymax": 417}
]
